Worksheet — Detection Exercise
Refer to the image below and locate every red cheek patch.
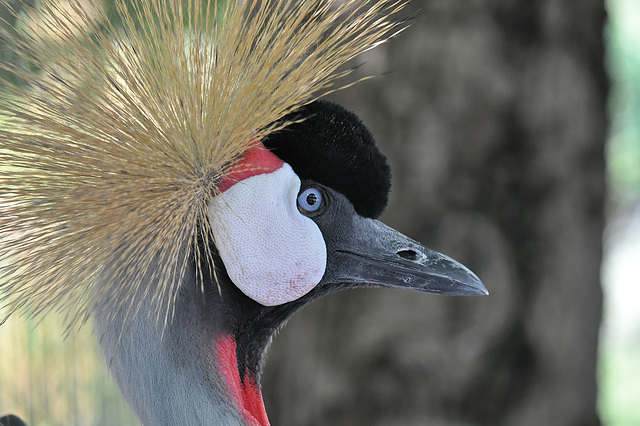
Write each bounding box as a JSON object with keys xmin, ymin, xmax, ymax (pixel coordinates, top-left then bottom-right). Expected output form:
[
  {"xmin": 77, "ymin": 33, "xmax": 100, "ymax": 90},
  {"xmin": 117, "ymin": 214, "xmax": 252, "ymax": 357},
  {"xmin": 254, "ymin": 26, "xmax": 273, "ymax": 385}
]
[{"xmin": 218, "ymin": 141, "xmax": 284, "ymax": 193}]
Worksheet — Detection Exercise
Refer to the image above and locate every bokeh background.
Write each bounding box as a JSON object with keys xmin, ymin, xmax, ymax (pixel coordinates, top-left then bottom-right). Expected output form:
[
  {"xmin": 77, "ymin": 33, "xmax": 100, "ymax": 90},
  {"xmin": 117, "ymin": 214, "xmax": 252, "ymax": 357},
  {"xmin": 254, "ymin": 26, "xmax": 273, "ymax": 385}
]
[{"xmin": 1, "ymin": 0, "xmax": 639, "ymax": 425}]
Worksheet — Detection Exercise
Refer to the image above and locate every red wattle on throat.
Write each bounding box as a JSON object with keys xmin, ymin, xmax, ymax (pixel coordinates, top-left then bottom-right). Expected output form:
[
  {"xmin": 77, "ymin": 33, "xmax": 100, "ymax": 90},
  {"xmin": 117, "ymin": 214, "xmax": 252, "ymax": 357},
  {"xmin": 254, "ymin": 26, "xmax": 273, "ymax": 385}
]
[
  {"xmin": 218, "ymin": 140, "xmax": 284, "ymax": 193},
  {"xmin": 215, "ymin": 335, "xmax": 270, "ymax": 426}
]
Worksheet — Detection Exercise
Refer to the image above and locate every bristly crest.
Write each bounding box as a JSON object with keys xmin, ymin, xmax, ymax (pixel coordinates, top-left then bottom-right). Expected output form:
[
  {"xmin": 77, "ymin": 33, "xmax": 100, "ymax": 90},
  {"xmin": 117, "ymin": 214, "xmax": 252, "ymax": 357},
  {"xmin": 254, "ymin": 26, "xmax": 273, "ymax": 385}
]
[{"xmin": 0, "ymin": 0, "xmax": 406, "ymax": 329}]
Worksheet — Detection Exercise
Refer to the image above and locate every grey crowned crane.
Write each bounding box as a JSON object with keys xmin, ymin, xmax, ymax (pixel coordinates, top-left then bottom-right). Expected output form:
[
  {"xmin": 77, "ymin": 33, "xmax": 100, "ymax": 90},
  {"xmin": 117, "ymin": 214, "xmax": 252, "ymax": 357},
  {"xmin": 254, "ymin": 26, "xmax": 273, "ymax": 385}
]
[{"xmin": 0, "ymin": 1, "xmax": 487, "ymax": 425}]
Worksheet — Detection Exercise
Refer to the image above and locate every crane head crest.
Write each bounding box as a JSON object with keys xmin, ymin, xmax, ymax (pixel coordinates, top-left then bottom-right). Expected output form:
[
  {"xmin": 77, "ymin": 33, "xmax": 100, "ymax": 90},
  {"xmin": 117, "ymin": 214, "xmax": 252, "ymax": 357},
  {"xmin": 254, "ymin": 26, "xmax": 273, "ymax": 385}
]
[{"xmin": 0, "ymin": 0, "xmax": 407, "ymax": 328}]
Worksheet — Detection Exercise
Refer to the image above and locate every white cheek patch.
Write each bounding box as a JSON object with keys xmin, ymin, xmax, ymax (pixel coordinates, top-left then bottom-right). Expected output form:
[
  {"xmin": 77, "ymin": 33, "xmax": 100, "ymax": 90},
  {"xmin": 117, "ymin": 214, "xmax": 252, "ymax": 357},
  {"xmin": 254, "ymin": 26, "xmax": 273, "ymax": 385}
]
[{"xmin": 207, "ymin": 164, "xmax": 327, "ymax": 306}]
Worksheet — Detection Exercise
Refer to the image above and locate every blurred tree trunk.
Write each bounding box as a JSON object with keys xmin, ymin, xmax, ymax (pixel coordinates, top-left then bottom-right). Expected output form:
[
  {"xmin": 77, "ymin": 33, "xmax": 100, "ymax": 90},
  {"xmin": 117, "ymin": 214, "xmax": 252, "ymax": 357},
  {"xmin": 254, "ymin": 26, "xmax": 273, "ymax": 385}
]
[{"xmin": 263, "ymin": 1, "xmax": 607, "ymax": 425}]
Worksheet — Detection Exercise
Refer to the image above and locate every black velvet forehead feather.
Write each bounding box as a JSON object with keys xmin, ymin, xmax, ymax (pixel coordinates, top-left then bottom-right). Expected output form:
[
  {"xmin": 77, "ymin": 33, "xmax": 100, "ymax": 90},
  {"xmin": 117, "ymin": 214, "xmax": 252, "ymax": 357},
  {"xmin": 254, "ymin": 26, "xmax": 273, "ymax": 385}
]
[{"xmin": 264, "ymin": 100, "xmax": 391, "ymax": 219}]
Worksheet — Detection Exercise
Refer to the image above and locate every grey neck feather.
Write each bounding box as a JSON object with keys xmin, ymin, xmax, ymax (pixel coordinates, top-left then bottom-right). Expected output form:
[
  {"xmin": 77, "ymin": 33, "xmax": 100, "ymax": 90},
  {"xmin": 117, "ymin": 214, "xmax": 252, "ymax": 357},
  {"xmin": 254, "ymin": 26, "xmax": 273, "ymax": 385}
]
[{"xmin": 92, "ymin": 266, "xmax": 245, "ymax": 426}]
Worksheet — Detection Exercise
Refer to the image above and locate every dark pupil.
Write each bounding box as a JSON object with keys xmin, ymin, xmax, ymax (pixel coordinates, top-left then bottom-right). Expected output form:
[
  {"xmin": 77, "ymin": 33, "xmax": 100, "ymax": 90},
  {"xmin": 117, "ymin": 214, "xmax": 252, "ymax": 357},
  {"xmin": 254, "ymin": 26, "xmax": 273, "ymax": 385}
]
[{"xmin": 306, "ymin": 192, "xmax": 317, "ymax": 206}]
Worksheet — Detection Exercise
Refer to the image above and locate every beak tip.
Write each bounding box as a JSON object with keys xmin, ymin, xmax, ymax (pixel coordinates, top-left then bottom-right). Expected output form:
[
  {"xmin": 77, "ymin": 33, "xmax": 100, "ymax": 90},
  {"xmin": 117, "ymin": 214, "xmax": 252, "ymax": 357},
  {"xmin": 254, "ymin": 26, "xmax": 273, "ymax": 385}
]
[
  {"xmin": 466, "ymin": 275, "xmax": 489, "ymax": 296},
  {"xmin": 442, "ymin": 267, "xmax": 488, "ymax": 296},
  {"xmin": 458, "ymin": 283, "xmax": 489, "ymax": 297}
]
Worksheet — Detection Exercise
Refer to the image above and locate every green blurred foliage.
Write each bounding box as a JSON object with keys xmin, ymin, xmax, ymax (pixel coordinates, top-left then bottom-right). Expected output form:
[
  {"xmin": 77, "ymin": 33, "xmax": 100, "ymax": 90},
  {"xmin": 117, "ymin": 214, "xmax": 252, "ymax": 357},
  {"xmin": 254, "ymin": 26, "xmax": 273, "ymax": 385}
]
[
  {"xmin": 600, "ymin": 1, "xmax": 640, "ymax": 426},
  {"xmin": 0, "ymin": 312, "xmax": 139, "ymax": 425},
  {"xmin": 599, "ymin": 341, "xmax": 640, "ymax": 426},
  {"xmin": 607, "ymin": 0, "xmax": 640, "ymax": 199}
]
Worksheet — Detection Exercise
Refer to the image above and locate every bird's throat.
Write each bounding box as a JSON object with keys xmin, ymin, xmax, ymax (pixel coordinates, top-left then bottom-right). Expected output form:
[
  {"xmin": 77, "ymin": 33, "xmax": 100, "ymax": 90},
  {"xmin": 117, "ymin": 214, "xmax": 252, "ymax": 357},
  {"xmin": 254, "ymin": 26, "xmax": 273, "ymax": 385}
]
[{"xmin": 215, "ymin": 335, "xmax": 270, "ymax": 426}]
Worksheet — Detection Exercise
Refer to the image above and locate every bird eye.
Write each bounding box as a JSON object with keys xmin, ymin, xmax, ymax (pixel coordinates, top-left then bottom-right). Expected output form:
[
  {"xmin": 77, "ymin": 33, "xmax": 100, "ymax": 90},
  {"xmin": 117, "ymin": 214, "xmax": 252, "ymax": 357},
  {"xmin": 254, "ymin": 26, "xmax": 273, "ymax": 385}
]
[{"xmin": 297, "ymin": 187, "xmax": 324, "ymax": 215}]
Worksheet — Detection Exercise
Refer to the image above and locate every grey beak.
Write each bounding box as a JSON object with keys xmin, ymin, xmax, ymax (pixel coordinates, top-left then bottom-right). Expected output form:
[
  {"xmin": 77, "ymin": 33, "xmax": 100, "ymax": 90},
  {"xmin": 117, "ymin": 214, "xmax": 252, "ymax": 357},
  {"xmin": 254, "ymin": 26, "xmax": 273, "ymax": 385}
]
[{"xmin": 328, "ymin": 217, "xmax": 488, "ymax": 296}]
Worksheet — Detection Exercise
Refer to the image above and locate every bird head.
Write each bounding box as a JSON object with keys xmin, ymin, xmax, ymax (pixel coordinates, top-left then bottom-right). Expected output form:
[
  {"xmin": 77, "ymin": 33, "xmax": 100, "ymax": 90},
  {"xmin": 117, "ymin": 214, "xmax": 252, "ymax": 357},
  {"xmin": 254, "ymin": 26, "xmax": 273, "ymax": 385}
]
[
  {"xmin": 208, "ymin": 100, "xmax": 486, "ymax": 309},
  {"xmin": 170, "ymin": 100, "xmax": 486, "ymax": 425}
]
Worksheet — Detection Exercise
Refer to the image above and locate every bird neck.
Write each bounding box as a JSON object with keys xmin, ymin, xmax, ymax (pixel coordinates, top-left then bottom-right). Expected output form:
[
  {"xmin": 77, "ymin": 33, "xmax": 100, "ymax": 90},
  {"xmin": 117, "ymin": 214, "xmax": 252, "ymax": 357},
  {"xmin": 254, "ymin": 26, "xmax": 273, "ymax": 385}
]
[{"xmin": 92, "ymin": 264, "xmax": 272, "ymax": 426}]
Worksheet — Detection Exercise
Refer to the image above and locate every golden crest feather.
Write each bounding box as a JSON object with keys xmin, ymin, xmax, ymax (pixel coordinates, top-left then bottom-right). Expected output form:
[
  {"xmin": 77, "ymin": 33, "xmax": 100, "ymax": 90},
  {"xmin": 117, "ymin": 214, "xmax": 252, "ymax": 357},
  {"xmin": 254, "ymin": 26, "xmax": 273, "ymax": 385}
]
[{"xmin": 0, "ymin": 0, "xmax": 406, "ymax": 327}]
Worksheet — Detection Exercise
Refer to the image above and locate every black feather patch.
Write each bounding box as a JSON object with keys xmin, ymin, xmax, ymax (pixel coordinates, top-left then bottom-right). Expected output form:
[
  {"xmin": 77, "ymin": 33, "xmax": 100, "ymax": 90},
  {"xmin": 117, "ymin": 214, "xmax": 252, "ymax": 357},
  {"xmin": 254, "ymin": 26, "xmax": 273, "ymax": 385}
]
[{"xmin": 264, "ymin": 100, "xmax": 391, "ymax": 219}]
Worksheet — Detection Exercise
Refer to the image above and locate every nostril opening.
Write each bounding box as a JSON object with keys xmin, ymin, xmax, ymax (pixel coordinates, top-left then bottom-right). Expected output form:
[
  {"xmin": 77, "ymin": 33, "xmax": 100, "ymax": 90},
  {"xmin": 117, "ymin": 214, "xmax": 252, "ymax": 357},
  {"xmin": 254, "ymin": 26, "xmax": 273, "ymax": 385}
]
[{"xmin": 397, "ymin": 249, "xmax": 418, "ymax": 261}]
